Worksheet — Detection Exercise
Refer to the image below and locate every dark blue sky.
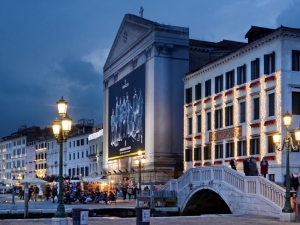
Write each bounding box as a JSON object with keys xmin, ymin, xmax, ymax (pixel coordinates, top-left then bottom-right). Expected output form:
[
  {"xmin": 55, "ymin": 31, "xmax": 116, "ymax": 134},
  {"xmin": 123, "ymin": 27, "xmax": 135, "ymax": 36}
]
[{"xmin": 0, "ymin": 0, "xmax": 299, "ymax": 138}]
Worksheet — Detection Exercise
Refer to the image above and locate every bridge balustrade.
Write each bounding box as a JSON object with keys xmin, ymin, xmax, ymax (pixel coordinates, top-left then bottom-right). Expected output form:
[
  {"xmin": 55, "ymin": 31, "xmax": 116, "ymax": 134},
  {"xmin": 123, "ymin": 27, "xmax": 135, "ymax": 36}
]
[{"xmin": 162, "ymin": 165, "xmax": 286, "ymax": 209}]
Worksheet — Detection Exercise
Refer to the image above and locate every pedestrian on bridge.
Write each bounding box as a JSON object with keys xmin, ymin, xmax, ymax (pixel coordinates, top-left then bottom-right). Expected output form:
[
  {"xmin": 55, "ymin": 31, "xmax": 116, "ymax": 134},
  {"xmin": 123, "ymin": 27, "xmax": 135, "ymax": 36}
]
[
  {"xmin": 243, "ymin": 158, "xmax": 250, "ymax": 176},
  {"xmin": 249, "ymin": 157, "xmax": 259, "ymax": 176},
  {"xmin": 260, "ymin": 157, "xmax": 269, "ymax": 178},
  {"xmin": 229, "ymin": 158, "xmax": 237, "ymax": 170}
]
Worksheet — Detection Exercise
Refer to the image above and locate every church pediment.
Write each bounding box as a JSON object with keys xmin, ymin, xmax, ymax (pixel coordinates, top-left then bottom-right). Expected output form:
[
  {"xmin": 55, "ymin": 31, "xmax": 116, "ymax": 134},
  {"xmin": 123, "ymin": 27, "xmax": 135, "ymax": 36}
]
[{"xmin": 104, "ymin": 14, "xmax": 155, "ymax": 71}]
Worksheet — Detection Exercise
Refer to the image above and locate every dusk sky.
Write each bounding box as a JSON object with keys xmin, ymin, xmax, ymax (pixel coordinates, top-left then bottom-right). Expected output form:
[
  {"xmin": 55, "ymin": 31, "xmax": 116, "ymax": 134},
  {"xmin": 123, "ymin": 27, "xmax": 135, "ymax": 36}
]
[{"xmin": 0, "ymin": 0, "xmax": 299, "ymax": 138}]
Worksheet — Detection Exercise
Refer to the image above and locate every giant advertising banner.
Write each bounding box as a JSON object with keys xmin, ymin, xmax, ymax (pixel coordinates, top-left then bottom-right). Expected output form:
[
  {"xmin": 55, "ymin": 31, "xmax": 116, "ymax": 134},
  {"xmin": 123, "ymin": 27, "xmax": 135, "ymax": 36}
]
[{"xmin": 108, "ymin": 64, "xmax": 145, "ymax": 160}]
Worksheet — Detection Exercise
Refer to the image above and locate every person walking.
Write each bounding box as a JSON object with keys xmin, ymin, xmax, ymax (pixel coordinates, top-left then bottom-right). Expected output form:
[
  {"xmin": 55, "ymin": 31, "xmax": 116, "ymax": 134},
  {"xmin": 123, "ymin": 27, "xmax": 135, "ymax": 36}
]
[
  {"xmin": 249, "ymin": 156, "xmax": 259, "ymax": 176},
  {"xmin": 243, "ymin": 157, "xmax": 250, "ymax": 176},
  {"xmin": 44, "ymin": 185, "xmax": 51, "ymax": 201},
  {"xmin": 33, "ymin": 185, "xmax": 39, "ymax": 201},
  {"xmin": 229, "ymin": 158, "xmax": 237, "ymax": 170},
  {"xmin": 28, "ymin": 186, "xmax": 33, "ymax": 202},
  {"xmin": 52, "ymin": 185, "xmax": 58, "ymax": 203},
  {"xmin": 260, "ymin": 157, "xmax": 269, "ymax": 178},
  {"xmin": 122, "ymin": 186, "xmax": 127, "ymax": 200}
]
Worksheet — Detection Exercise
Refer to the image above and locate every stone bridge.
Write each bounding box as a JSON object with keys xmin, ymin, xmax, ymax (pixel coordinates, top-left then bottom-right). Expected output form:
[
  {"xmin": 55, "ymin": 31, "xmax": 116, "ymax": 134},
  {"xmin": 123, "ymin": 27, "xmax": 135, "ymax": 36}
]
[{"xmin": 162, "ymin": 165, "xmax": 286, "ymax": 218}]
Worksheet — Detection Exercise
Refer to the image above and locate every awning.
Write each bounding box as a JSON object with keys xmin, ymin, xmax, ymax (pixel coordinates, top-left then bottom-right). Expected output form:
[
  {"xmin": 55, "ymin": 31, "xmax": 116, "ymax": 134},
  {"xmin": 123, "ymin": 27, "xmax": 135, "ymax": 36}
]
[{"xmin": 82, "ymin": 177, "xmax": 109, "ymax": 182}]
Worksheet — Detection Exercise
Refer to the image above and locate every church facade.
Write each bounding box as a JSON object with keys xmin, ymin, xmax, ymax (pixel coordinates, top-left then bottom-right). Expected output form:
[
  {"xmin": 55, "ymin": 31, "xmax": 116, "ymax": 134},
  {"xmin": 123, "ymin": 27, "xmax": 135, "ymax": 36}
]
[{"xmin": 102, "ymin": 14, "xmax": 189, "ymax": 185}]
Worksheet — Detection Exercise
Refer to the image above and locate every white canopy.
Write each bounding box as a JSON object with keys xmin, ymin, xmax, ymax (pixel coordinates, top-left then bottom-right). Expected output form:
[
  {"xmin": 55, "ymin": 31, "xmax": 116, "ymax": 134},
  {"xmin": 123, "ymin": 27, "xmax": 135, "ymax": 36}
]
[
  {"xmin": 82, "ymin": 177, "xmax": 108, "ymax": 182},
  {"xmin": 21, "ymin": 177, "xmax": 47, "ymax": 184}
]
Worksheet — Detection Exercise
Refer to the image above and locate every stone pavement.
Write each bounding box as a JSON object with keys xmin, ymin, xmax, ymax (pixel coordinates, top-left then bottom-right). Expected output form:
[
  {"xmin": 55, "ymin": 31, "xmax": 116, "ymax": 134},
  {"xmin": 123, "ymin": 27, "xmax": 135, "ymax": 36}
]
[
  {"xmin": 0, "ymin": 194, "xmax": 299, "ymax": 224},
  {"xmin": 0, "ymin": 215, "xmax": 297, "ymax": 225}
]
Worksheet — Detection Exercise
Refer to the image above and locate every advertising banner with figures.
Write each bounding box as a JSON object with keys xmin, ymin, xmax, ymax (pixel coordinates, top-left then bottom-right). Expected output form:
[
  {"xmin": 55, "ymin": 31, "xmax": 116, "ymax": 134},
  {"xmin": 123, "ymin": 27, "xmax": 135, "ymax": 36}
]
[{"xmin": 108, "ymin": 64, "xmax": 145, "ymax": 160}]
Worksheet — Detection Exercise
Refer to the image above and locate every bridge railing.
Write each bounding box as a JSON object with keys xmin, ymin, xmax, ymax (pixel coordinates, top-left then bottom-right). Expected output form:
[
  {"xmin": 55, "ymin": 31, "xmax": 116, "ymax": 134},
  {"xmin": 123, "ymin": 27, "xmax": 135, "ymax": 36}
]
[{"xmin": 162, "ymin": 165, "xmax": 285, "ymax": 208}]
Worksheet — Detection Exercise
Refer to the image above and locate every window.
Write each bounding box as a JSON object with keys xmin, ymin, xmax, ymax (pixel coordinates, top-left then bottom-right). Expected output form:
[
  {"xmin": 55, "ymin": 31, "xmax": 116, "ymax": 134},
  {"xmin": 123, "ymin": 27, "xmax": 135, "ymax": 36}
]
[
  {"xmin": 194, "ymin": 147, "xmax": 201, "ymax": 161},
  {"xmin": 22, "ymin": 147, "xmax": 25, "ymax": 154},
  {"xmin": 250, "ymin": 138, "xmax": 260, "ymax": 155},
  {"xmin": 73, "ymin": 141, "xmax": 75, "ymax": 147},
  {"xmin": 215, "ymin": 144, "xmax": 223, "ymax": 159},
  {"xmin": 251, "ymin": 58, "xmax": 260, "ymax": 80},
  {"xmin": 253, "ymin": 97, "xmax": 260, "ymax": 120},
  {"xmin": 68, "ymin": 169, "xmax": 71, "ymax": 177},
  {"xmin": 77, "ymin": 140, "xmax": 80, "ymax": 146},
  {"xmin": 69, "ymin": 153, "xmax": 72, "ymax": 160},
  {"xmin": 72, "ymin": 168, "xmax": 75, "ymax": 177},
  {"xmin": 85, "ymin": 166, "xmax": 89, "ymax": 176},
  {"xmin": 237, "ymin": 64, "xmax": 246, "ymax": 85},
  {"xmin": 188, "ymin": 118, "xmax": 192, "ymax": 135},
  {"xmin": 197, "ymin": 115, "xmax": 201, "ymax": 133},
  {"xmin": 185, "ymin": 149, "xmax": 192, "ymax": 162},
  {"xmin": 81, "ymin": 139, "xmax": 84, "ymax": 145},
  {"xmin": 225, "ymin": 70, "xmax": 235, "ymax": 89},
  {"xmin": 225, "ymin": 106, "xmax": 233, "ymax": 126},
  {"xmin": 73, "ymin": 153, "xmax": 75, "ymax": 160},
  {"xmin": 77, "ymin": 152, "xmax": 79, "ymax": 159},
  {"xmin": 292, "ymin": 50, "xmax": 300, "ymax": 71},
  {"xmin": 203, "ymin": 146, "xmax": 211, "ymax": 160},
  {"xmin": 267, "ymin": 136, "xmax": 275, "ymax": 153},
  {"xmin": 205, "ymin": 79, "xmax": 211, "ymax": 97},
  {"xmin": 69, "ymin": 142, "xmax": 71, "ymax": 148},
  {"xmin": 237, "ymin": 140, "xmax": 246, "ymax": 156},
  {"xmin": 185, "ymin": 87, "xmax": 192, "ymax": 104},
  {"xmin": 215, "ymin": 109, "xmax": 222, "ymax": 129},
  {"xmin": 82, "ymin": 151, "xmax": 84, "ymax": 158},
  {"xmin": 226, "ymin": 142, "xmax": 234, "ymax": 158},
  {"xmin": 195, "ymin": 83, "xmax": 201, "ymax": 100},
  {"xmin": 292, "ymin": 92, "xmax": 300, "ymax": 115},
  {"xmin": 240, "ymin": 101, "xmax": 246, "ymax": 123},
  {"xmin": 215, "ymin": 75, "xmax": 223, "ymax": 93},
  {"xmin": 207, "ymin": 112, "xmax": 211, "ymax": 131},
  {"xmin": 268, "ymin": 93, "xmax": 275, "ymax": 117},
  {"xmin": 86, "ymin": 150, "xmax": 88, "ymax": 157},
  {"xmin": 264, "ymin": 52, "xmax": 275, "ymax": 74}
]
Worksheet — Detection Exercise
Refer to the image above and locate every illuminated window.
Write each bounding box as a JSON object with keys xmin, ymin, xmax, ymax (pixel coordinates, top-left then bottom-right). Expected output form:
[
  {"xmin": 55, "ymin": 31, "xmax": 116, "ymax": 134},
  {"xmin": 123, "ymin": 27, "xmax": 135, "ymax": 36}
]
[{"xmin": 267, "ymin": 136, "xmax": 275, "ymax": 153}]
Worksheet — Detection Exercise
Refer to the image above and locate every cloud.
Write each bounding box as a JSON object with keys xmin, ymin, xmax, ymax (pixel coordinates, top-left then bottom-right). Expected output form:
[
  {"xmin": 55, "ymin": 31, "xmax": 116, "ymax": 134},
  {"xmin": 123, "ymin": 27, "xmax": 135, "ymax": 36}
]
[
  {"xmin": 54, "ymin": 58, "xmax": 102, "ymax": 86},
  {"xmin": 276, "ymin": 0, "xmax": 300, "ymax": 27},
  {"xmin": 82, "ymin": 48, "xmax": 110, "ymax": 74}
]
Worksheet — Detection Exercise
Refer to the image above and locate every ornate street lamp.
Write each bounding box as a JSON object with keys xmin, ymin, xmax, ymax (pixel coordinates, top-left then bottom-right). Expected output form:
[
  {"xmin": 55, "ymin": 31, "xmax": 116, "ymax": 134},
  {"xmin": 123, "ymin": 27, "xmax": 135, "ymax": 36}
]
[
  {"xmin": 273, "ymin": 111, "xmax": 300, "ymax": 213},
  {"xmin": 52, "ymin": 97, "xmax": 72, "ymax": 218}
]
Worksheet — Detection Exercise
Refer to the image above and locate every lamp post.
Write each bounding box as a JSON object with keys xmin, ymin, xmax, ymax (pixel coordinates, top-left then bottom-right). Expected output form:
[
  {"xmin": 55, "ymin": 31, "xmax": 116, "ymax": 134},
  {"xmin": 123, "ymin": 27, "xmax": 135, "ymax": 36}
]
[
  {"xmin": 52, "ymin": 97, "xmax": 72, "ymax": 218},
  {"xmin": 273, "ymin": 111, "xmax": 300, "ymax": 213},
  {"xmin": 135, "ymin": 150, "xmax": 145, "ymax": 206}
]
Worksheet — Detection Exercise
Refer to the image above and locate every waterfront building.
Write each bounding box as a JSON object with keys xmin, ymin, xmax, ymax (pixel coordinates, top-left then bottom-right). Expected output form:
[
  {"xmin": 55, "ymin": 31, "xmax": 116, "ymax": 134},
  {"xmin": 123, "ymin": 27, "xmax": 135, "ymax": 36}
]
[{"xmin": 183, "ymin": 26, "xmax": 300, "ymax": 182}]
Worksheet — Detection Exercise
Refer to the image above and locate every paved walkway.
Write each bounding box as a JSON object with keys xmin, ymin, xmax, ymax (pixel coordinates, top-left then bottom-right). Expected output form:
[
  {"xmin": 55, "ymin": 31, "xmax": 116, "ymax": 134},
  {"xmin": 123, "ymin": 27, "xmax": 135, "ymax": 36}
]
[
  {"xmin": 0, "ymin": 215, "xmax": 297, "ymax": 225},
  {"xmin": 0, "ymin": 194, "xmax": 299, "ymax": 224}
]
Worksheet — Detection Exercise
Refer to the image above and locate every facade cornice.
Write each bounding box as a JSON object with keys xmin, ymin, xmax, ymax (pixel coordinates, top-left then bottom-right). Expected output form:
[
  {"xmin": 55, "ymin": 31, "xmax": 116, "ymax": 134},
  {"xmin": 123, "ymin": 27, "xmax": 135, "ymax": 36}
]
[{"xmin": 183, "ymin": 27, "xmax": 300, "ymax": 82}]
